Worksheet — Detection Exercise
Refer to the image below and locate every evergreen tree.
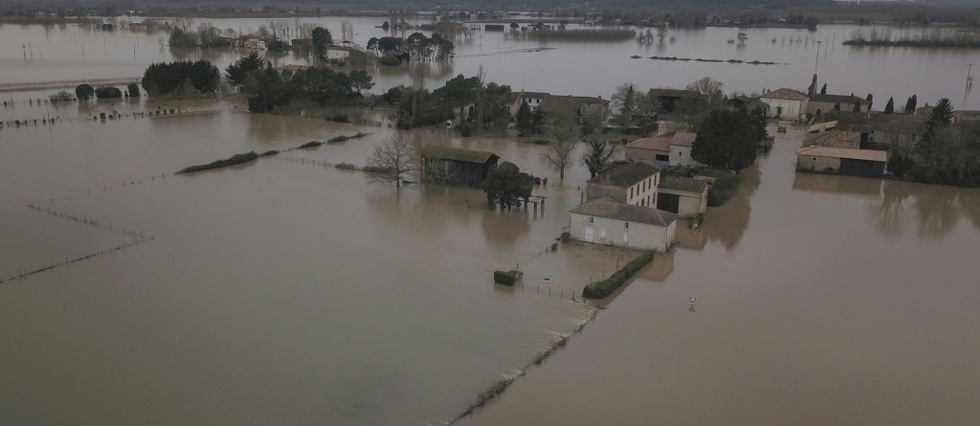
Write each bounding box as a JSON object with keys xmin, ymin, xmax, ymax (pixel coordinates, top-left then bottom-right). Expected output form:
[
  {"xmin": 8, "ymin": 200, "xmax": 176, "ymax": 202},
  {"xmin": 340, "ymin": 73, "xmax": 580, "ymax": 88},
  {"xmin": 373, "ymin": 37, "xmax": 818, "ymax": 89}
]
[
  {"xmin": 923, "ymin": 98, "xmax": 954, "ymax": 142},
  {"xmin": 853, "ymin": 99, "xmax": 862, "ymax": 112},
  {"xmin": 884, "ymin": 96, "xmax": 895, "ymax": 114},
  {"xmin": 833, "ymin": 102, "xmax": 841, "ymax": 111},
  {"xmin": 820, "ymin": 83, "xmax": 827, "ymax": 95},
  {"xmin": 905, "ymin": 95, "xmax": 917, "ymax": 114},
  {"xmin": 691, "ymin": 107, "xmax": 761, "ymax": 171},
  {"xmin": 225, "ymin": 53, "xmax": 265, "ymax": 86},
  {"xmin": 515, "ymin": 102, "xmax": 533, "ymax": 135},
  {"xmin": 865, "ymin": 93, "xmax": 873, "ymax": 111}
]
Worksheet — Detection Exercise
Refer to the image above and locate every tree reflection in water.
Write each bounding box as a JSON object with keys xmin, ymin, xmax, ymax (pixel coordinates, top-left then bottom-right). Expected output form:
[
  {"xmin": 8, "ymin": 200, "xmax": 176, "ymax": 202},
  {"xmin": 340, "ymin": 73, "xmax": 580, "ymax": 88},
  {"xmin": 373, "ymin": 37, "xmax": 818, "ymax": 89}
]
[
  {"xmin": 873, "ymin": 180, "xmax": 980, "ymax": 239},
  {"xmin": 699, "ymin": 163, "xmax": 761, "ymax": 252}
]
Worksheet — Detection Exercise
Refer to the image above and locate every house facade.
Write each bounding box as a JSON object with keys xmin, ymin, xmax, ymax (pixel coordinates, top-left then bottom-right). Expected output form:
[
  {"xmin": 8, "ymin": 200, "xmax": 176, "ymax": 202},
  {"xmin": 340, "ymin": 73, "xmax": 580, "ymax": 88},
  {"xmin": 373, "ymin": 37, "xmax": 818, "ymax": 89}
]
[
  {"xmin": 568, "ymin": 197, "xmax": 678, "ymax": 252},
  {"xmin": 625, "ymin": 130, "xmax": 700, "ymax": 168},
  {"xmin": 760, "ymin": 88, "xmax": 808, "ymax": 121},
  {"xmin": 656, "ymin": 176, "xmax": 708, "ymax": 218},
  {"xmin": 586, "ymin": 162, "xmax": 661, "ymax": 208}
]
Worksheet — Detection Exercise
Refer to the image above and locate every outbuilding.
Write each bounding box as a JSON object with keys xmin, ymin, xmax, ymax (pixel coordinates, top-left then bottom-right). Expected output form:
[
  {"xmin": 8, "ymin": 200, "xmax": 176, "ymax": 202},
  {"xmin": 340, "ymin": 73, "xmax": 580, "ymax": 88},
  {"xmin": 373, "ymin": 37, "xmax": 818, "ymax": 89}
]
[
  {"xmin": 420, "ymin": 146, "xmax": 499, "ymax": 187},
  {"xmin": 656, "ymin": 176, "xmax": 708, "ymax": 218}
]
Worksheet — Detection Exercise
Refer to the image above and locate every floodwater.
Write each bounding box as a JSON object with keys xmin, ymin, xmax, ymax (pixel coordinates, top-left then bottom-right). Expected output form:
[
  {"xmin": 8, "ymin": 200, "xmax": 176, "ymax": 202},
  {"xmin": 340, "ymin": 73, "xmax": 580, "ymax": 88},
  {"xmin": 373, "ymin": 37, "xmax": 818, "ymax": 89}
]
[
  {"xmin": 1, "ymin": 18, "xmax": 977, "ymax": 108},
  {"xmin": 0, "ymin": 105, "xmax": 639, "ymax": 424},
  {"xmin": 461, "ymin": 127, "xmax": 980, "ymax": 425},
  {"xmin": 2, "ymin": 17, "xmax": 980, "ymax": 425}
]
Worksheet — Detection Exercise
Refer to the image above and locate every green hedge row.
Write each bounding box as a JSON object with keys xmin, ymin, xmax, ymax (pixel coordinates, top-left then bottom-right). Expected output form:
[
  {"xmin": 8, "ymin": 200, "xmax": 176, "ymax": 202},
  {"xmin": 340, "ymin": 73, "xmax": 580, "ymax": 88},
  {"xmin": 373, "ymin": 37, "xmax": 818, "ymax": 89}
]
[{"xmin": 582, "ymin": 251, "xmax": 655, "ymax": 299}]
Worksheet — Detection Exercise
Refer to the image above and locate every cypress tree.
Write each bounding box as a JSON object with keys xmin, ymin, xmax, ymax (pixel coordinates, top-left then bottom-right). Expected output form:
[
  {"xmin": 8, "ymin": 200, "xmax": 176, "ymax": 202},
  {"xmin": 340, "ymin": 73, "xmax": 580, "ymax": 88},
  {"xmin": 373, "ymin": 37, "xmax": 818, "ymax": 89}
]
[{"xmin": 884, "ymin": 96, "xmax": 894, "ymax": 114}]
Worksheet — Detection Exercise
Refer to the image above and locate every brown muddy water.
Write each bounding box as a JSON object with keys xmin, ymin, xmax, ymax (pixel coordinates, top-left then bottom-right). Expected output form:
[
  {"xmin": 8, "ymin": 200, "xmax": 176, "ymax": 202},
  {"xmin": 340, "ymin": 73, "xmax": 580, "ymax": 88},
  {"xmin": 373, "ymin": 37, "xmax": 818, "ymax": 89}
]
[
  {"xmin": 461, "ymin": 128, "xmax": 980, "ymax": 425},
  {"xmin": 1, "ymin": 107, "xmax": 642, "ymax": 424}
]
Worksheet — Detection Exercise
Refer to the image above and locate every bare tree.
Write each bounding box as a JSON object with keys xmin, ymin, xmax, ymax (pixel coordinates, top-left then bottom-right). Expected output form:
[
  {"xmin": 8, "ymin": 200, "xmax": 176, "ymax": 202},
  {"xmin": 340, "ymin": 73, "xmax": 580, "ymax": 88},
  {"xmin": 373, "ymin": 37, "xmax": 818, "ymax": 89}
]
[
  {"xmin": 409, "ymin": 129, "xmax": 457, "ymax": 185},
  {"xmin": 685, "ymin": 77, "xmax": 725, "ymax": 110},
  {"xmin": 542, "ymin": 115, "xmax": 580, "ymax": 179},
  {"xmin": 366, "ymin": 133, "xmax": 414, "ymax": 188}
]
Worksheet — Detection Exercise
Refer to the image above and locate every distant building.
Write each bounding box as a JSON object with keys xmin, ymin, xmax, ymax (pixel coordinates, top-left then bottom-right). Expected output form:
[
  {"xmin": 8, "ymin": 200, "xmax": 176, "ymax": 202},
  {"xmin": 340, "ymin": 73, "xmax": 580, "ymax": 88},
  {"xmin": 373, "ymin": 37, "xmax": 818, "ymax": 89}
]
[
  {"xmin": 808, "ymin": 94, "xmax": 869, "ymax": 116},
  {"xmin": 760, "ymin": 88, "xmax": 808, "ymax": 121},
  {"xmin": 420, "ymin": 146, "xmax": 499, "ymax": 187},
  {"xmin": 508, "ymin": 91, "xmax": 609, "ymax": 127},
  {"xmin": 568, "ymin": 197, "xmax": 677, "ymax": 252},
  {"xmin": 647, "ymin": 88, "xmax": 700, "ymax": 114},
  {"xmin": 245, "ymin": 38, "xmax": 267, "ymax": 50}
]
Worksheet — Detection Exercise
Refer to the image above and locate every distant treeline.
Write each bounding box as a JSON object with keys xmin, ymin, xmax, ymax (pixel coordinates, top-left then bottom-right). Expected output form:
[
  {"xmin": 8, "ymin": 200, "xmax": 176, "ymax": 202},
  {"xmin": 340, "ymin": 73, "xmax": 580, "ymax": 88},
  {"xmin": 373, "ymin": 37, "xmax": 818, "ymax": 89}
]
[{"xmin": 845, "ymin": 28, "xmax": 980, "ymax": 48}]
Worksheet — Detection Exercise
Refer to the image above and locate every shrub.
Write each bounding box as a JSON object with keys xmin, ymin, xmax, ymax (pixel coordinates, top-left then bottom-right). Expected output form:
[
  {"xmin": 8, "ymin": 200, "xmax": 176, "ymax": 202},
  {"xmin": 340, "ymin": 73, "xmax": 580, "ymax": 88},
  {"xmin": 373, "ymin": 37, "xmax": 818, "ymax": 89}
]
[
  {"xmin": 493, "ymin": 270, "xmax": 522, "ymax": 286},
  {"xmin": 330, "ymin": 114, "xmax": 350, "ymax": 122},
  {"xmin": 379, "ymin": 55, "xmax": 401, "ymax": 66},
  {"xmin": 75, "ymin": 84, "xmax": 94, "ymax": 101},
  {"xmin": 127, "ymin": 83, "xmax": 141, "ymax": 98},
  {"xmin": 582, "ymin": 251, "xmax": 655, "ymax": 299},
  {"xmin": 335, "ymin": 162, "xmax": 358, "ymax": 170},
  {"xmin": 95, "ymin": 86, "xmax": 123, "ymax": 99}
]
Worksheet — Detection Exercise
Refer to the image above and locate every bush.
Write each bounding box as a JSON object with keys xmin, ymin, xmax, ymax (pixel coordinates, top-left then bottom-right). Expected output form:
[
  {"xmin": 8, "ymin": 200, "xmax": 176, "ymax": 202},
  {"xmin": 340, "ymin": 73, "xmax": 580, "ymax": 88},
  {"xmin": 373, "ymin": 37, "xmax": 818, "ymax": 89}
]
[
  {"xmin": 335, "ymin": 162, "xmax": 358, "ymax": 170},
  {"xmin": 582, "ymin": 251, "xmax": 655, "ymax": 299},
  {"xmin": 379, "ymin": 55, "xmax": 401, "ymax": 66},
  {"xmin": 330, "ymin": 114, "xmax": 350, "ymax": 122},
  {"xmin": 49, "ymin": 91, "xmax": 75, "ymax": 103},
  {"xmin": 127, "ymin": 83, "xmax": 140, "ymax": 98},
  {"xmin": 176, "ymin": 151, "xmax": 260, "ymax": 174},
  {"xmin": 95, "ymin": 86, "xmax": 123, "ymax": 99},
  {"xmin": 75, "ymin": 84, "xmax": 94, "ymax": 101}
]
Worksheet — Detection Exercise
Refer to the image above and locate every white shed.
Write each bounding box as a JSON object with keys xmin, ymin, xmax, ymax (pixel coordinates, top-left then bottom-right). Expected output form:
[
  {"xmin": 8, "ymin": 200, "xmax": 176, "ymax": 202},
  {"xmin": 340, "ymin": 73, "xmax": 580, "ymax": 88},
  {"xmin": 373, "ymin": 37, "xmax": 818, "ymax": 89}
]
[{"xmin": 760, "ymin": 88, "xmax": 809, "ymax": 121}]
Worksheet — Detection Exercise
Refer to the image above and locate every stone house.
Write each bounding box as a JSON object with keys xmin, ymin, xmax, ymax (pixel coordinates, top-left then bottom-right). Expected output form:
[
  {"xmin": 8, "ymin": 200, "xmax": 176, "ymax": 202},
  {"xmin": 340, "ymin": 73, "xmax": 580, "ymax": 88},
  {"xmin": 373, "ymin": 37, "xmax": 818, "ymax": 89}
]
[
  {"xmin": 760, "ymin": 88, "xmax": 808, "ymax": 121},
  {"xmin": 586, "ymin": 161, "xmax": 661, "ymax": 208},
  {"xmin": 625, "ymin": 130, "xmax": 701, "ymax": 168},
  {"xmin": 568, "ymin": 197, "xmax": 678, "ymax": 252}
]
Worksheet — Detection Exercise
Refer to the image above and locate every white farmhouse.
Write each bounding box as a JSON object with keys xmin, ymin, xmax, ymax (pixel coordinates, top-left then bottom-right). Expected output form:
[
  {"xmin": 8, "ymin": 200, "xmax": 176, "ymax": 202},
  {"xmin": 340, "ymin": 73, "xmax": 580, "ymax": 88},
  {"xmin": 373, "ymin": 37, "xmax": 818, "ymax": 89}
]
[
  {"xmin": 569, "ymin": 197, "xmax": 678, "ymax": 252},
  {"xmin": 760, "ymin": 88, "xmax": 808, "ymax": 121}
]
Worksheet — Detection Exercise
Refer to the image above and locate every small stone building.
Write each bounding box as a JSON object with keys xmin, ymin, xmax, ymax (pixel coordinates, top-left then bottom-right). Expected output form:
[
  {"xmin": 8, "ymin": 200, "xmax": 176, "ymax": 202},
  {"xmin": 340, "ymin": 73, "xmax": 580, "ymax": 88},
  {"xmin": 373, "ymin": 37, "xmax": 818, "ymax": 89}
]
[
  {"xmin": 656, "ymin": 176, "xmax": 708, "ymax": 218},
  {"xmin": 569, "ymin": 197, "xmax": 677, "ymax": 252},
  {"xmin": 796, "ymin": 130, "xmax": 889, "ymax": 177}
]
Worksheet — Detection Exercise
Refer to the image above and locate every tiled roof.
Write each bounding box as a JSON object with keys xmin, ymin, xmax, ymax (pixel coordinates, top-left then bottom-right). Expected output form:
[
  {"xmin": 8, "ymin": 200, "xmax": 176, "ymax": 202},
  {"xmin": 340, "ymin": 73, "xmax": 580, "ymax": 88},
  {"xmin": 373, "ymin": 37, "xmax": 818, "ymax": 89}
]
[
  {"xmin": 670, "ymin": 130, "xmax": 697, "ymax": 147},
  {"xmin": 803, "ymin": 130, "xmax": 862, "ymax": 149},
  {"xmin": 420, "ymin": 145, "xmax": 498, "ymax": 164},
  {"xmin": 660, "ymin": 176, "xmax": 707, "ymax": 193},
  {"xmin": 587, "ymin": 161, "xmax": 660, "ymax": 188},
  {"xmin": 762, "ymin": 88, "xmax": 808, "ymax": 101},
  {"xmin": 797, "ymin": 146, "xmax": 888, "ymax": 162},
  {"xmin": 518, "ymin": 91, "xmax": 549, "ymax": 99},
  {"xmin": 626, "ymin": 134, "xmax": 672, "ymax": 152},
  {"xmin": 569, "ymin": 197, "xmax": 677, "ymax": 227}
]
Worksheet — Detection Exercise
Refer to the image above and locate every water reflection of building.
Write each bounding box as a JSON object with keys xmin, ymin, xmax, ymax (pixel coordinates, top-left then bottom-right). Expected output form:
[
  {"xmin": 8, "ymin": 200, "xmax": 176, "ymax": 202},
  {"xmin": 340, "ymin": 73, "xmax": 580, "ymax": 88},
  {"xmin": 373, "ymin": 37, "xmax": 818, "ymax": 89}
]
[{"xmin": 792, "ymin": 173, "xmax": 883, "ymax": 198}]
